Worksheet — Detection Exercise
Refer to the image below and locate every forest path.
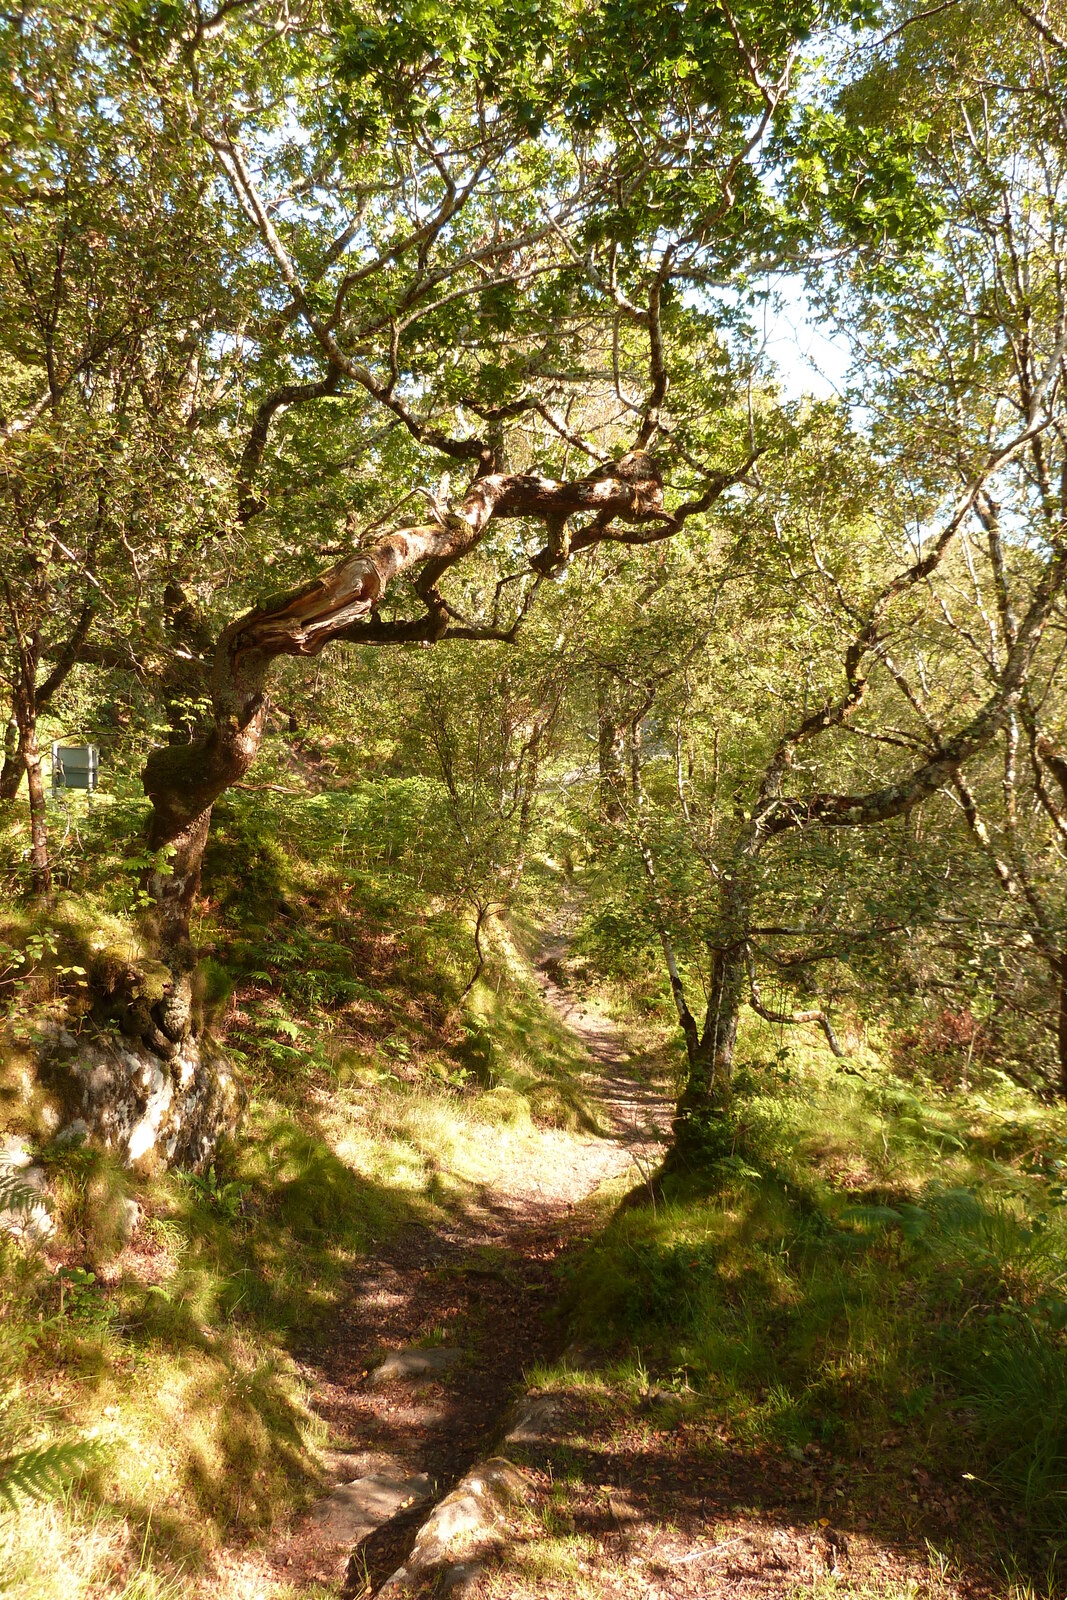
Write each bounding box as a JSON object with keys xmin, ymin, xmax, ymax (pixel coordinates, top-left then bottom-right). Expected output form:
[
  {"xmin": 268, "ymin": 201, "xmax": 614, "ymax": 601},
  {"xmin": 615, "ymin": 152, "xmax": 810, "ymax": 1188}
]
[{"xmin": 208, "ymin": 928, "xmax": 672, "ymax": 1599}]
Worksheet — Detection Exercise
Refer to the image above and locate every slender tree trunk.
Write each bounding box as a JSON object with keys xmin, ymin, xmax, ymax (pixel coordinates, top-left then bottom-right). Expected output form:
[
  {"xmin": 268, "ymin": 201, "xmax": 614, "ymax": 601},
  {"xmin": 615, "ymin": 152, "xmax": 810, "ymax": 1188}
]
[
  {"xmin": 1058, "ymin": 958, "xmax": 1067, "ymax": 1102},
  {"xmin": 460, "ymin": 903, "xmax": 492, "ymax": 999},
  {"xmin": 23, "ymin": 719, "xmax": 51, "ymax": 894},
  {"xmin": 597, "ymin": 673, "xmax": 626, "ymax": 823},
  {"xmin": 6, "ymin": 675, "xmax": 51, "ymax": 894},
  {"xmin": 638, "ymin": 838, "xmax": 700, "ymax": 1062},
  {"xmin": 2, "ymin": 598, "xmax": 95, "ymax": 812},
  {"xmin": 1, "ymin": 715, "xmax": 25, "ymax": 801},
  {"xmin": 671, "ymin": 864, "xmax": 752, "ymax": 1148},
  {"xmin": 674, "ymin": 942, "xmax": 746, "ymax": 1125}
]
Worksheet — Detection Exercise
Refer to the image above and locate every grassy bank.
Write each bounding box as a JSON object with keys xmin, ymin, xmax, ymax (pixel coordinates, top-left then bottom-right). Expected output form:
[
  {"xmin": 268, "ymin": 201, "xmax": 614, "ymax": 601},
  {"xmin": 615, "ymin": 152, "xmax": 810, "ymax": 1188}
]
[
  {"xmin": 495, "ymin": 1022, "xmax": 1067, "ymax": 1598},
  {"xmin": 7, "ymin": 771, "xmax": 1067, "ymax": 1599}
]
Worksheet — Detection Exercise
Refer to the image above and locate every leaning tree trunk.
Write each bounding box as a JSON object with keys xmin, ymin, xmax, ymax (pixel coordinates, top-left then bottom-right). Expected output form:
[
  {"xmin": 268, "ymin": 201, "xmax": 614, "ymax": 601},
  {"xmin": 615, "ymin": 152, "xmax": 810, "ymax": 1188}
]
[
  {"xmin": 142, "ymin": 456, "xmax": 667, "ymax": 951},
  {"xmin": 130, "ymin": 457, "xmax": 668, "ymax": 1171}
]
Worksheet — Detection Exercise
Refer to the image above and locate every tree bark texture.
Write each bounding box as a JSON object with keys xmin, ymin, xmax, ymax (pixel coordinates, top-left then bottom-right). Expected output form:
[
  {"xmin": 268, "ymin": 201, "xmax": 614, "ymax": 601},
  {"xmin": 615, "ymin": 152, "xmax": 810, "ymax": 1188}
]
[
  {"xmin": 1, "ymin": 717, "xmax": 25, "ymax": 802},
  {"xmin": 23, "ymin": 717, "xmax": 51, "ymax": 893},
  {"xmin": 670, "ymin": 942, "xmax": 746, "ymax": 1157}
]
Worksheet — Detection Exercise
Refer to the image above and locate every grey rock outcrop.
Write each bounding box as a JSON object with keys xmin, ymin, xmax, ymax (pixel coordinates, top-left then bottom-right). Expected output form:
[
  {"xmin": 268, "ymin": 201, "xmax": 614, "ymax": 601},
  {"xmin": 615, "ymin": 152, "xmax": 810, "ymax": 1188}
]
[
  {"xmin": 315, "ymin": 1470, "xmax": 432, "ymax": 1544},
  {"xmin": 39, "ymin": 1027, "xmax": 243, "ymax": 1174},
  {"xmin": 505, "ymin": 1395, "xmax": 559, "ymax": 1444},
  {"xmin": 368, "ymin": 1347, "xmax": 462, "ymax": 1387},
  {"xmin": 375, "ymin": 1458, "xmax": 528, "ymax": 1596},
  {"xmin": 370, "ymin": 1389, "xmax": 558, "ymax": 1596},
  {"xmin": 116, "ymin": 1196, "xmax": 141, "ymax": 1243},
  {"xmin": 53, "ymin": 1117, "xmax": 90, "ymax": 1148}
]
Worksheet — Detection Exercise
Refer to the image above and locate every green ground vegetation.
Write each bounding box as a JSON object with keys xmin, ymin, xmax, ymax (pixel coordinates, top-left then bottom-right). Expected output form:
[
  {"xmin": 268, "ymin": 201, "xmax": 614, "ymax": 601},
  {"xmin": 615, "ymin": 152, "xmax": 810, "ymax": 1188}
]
[
  {"xmin": 509, "ymin": 998, "xmax": 1067, "ymax": 1594},
  {"xmin": 0, "ymin": 763, "xmax": 597, "ymax": 1599},
  {"xmin": 2, "ymin": 4, "xmax": 1067, "ymax": 1593}
]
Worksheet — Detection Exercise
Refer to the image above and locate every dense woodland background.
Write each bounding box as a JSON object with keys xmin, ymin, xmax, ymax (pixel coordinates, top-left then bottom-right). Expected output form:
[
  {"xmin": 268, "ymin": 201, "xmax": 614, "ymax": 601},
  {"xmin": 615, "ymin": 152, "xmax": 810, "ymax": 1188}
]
[{"xmin": 4, "ymin": 0, "xmax": 1067, "ymax": 1596}]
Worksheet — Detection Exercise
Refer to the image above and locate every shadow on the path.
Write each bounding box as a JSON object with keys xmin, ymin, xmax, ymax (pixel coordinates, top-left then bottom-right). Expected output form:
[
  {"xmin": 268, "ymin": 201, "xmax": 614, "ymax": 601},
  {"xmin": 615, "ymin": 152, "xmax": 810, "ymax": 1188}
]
[
  {"xmin": 489, "ymin": 1366, "xmax": 1047, "ymax": 1600},
  {"xmin": 263, "ymin": 949, "xmax": 673, "ymax": 1592}
]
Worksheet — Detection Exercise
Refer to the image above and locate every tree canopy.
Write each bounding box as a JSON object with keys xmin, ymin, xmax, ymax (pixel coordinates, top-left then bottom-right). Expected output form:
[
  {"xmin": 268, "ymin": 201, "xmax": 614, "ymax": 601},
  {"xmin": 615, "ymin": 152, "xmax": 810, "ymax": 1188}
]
[{"xmin": 3, "ymin": 0, "xmax": 1067, "ymax": 1119}]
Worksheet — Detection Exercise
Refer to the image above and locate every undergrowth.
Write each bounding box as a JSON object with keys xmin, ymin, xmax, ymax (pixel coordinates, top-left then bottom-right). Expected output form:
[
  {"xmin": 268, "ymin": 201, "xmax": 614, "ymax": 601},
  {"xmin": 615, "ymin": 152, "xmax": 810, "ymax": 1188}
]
[
  {"xmin": 6, "ymin": 766, "xmax": 1067, "ymax": 1597},
  {"xmin": 0, "ymin": 763, "xmax": 594, "ymax": 1598}
]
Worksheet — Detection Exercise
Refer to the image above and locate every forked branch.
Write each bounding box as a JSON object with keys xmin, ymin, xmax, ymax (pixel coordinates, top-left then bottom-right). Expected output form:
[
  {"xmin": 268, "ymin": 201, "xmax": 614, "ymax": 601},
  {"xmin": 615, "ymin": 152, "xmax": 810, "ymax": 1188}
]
[{"xmin": 744, "ymin": 945, "xmax": 845, "ymax": 1057}]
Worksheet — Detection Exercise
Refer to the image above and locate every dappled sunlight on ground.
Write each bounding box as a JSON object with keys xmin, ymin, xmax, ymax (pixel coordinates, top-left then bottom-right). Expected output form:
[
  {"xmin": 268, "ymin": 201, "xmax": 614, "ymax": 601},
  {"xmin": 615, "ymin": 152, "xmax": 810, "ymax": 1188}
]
[
  {"xmin": 198, "ymin": 934, "xmax": 1067, "ymax": 1600},
  {"xmin": 475, "ymin": 1380, "xmax": 1026, "ymax": 1600},
  {"xmin": 191, "ymin": 939, "xmax": 675, "ymax": 1598},
  {"xmin": 7, "ymin": 815, "xmax": 1064, "ymax": 1600}
]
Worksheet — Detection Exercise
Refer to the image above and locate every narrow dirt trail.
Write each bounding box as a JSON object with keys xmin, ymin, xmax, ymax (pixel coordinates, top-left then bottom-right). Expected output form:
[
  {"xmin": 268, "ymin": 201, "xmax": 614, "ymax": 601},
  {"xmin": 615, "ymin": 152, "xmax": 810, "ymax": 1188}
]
[{"xmin": 208, "ymin": 938, "xmax": 671, "ymax": 1599}]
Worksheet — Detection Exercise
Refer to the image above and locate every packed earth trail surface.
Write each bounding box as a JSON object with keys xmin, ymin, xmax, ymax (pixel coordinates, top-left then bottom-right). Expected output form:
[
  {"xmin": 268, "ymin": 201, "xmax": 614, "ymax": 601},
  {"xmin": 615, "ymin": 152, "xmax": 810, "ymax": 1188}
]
[
  {"xmin": 206, "ymin": 935, "xmax": 672, "ymax": 1599},
  {"xmin": 203, "ymin": 938, "xmax": 1019, "ymax": 1600}
]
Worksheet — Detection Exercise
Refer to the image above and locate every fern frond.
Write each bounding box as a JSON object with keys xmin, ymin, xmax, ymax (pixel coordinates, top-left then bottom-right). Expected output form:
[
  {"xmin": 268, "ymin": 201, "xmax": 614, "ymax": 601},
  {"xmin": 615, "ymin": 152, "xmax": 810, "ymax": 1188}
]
[
  {"xmin": 841, "ymin": 1204, "xmax": 903, "ymax": 1231},
  {"xmin": 0, "ymin": 1171, "xmax": 51, "ymax": 1219},
  {"xmin": 0, "ymin": 1438, "xmax": 97, "ymax": 1511},
  {"xmin": 841, "ymin": 1202, "xmax": 931, "ymax": 1242}
]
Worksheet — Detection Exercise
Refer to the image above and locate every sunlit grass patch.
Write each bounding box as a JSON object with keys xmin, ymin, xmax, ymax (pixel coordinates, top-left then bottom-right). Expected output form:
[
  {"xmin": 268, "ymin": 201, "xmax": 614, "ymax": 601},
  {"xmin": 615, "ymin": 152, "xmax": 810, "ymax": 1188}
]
[
  {"xmin": 0, "ymin": 1489, "xmax": 188, "ymax": 1600},
  {"xmin": 528, "ymin": 1023, "xmax": 1067, "ymax": 1582},
  {"xmin": 483, "ymin": 1522, "xmax": 609, "ymax": 1598},
  {"xmin": 0, "ymin": 781, "xmax": 612, "ymax": 1597}
]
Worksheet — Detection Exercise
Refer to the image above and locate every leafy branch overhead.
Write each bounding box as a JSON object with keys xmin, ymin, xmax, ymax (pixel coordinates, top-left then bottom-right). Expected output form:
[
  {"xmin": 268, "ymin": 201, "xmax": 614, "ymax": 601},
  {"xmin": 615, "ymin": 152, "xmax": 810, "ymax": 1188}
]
[
  {"xmin": 5, "ymin": 8, "xmax": 1067, "ymax": 1589},
  {"xmin": 2, "ymin": 0, "xmax": 1067, "ymax": 1118}
]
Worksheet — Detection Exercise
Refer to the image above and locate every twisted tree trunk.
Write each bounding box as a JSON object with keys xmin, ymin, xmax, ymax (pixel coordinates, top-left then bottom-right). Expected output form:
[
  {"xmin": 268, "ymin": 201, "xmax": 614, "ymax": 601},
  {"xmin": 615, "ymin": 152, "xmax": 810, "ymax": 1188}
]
[
  {"xmin": 143, "ymin": 455, "xmax": 667, "ymax": 946},
  {"xmin": 1, "ymin": 715, "xmax": 25, "ymax": 801}
]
